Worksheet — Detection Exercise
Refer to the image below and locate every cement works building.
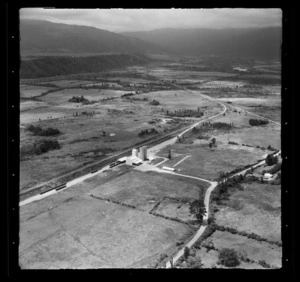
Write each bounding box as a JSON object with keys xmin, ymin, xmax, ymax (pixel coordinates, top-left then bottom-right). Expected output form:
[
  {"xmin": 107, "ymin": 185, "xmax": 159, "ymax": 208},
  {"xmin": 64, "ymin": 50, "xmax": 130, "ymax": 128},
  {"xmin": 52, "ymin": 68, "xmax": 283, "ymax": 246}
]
[{"xmin": 131, "ymin": 146, "xmax": 148, "ymax": 161}]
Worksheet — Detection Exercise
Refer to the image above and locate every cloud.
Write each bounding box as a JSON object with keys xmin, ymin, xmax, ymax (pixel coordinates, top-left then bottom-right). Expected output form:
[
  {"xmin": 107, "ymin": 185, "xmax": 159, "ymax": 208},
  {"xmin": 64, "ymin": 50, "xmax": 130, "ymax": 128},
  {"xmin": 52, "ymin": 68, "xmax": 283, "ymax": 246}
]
[{"xmin": 20, "ymin": 8, "xmax": 282, "ymax": 32}]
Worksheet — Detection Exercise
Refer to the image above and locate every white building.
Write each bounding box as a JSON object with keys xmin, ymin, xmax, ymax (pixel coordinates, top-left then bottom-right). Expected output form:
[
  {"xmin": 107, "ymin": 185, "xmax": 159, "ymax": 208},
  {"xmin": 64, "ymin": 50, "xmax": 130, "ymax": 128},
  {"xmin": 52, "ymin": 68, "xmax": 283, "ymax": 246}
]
[
  {"xmin": 162, "ymin": 166, "xmax": 175, "ymax": 171},
  {"xmin": 126, "ymin": 156, "xmax": 142, "ymax": 166},
  {"xmin": 137, "ymin": 146, "xmax": 147, "ymax": 161},
  {"xmin": 263, "ymin": 173, "xmax": 273, "ymax": 181},
  {"xmin": 141, "ymin": 146, "xmax": 147, "ymax": 160},
  {"xmin": 132, "ymin": 148, "xmax": 138, "ymax": 157}
]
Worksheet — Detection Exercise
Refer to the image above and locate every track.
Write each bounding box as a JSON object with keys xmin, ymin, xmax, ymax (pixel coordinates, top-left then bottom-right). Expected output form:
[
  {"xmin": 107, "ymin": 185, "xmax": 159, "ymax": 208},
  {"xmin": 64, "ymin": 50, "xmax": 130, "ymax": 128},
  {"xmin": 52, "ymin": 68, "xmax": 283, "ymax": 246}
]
[
  {"xmin": 20, "ymin": 80, "xmax": 228, "ymax": 200},
  {"xmin": 165, "ymin": 150, "xmax": 281, "ymax": 268}
]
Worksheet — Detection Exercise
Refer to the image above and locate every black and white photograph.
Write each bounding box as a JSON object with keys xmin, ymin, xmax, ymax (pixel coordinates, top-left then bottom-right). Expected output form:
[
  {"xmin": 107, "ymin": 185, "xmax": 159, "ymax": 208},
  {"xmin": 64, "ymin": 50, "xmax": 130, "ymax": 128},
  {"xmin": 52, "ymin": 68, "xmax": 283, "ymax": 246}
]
[{"xmin": 5, "ymin": 6, "xmax": 295, "ymax": 273}]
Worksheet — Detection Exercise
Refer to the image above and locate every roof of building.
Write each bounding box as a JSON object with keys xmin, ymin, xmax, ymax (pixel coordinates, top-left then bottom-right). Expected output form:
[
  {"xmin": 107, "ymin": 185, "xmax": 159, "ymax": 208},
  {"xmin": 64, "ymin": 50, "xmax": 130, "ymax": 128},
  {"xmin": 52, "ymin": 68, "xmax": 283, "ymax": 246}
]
[{"xmin": 129, "ymin": 156, "xmax": 142, "ymax": 163}]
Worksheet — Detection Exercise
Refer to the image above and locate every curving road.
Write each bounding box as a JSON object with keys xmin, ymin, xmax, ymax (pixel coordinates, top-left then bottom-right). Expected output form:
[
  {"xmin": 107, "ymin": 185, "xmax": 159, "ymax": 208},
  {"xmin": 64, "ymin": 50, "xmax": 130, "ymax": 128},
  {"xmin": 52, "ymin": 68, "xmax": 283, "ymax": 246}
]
[
  {"xmin": 165, "ymin": 150, "xmax": 281, "ymax": 268},
  {"xmin": 163, "ymin": 80, "xmax": 281, "ymax": 268}
]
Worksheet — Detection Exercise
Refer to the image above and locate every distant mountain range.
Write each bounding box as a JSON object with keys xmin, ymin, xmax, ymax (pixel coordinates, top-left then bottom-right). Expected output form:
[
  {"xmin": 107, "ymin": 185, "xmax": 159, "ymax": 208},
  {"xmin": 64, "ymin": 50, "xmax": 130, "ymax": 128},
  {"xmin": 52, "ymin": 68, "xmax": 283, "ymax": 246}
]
[
  {"xmin": 20, "ymin": 19, "xmax": 281, "ymax": 60},
  {"xmin": 123, "ymin": 27, "xmax": 282, "ymax": 60},
  {"xmin": 20, "ymin": 19, "xmax": 169, "ymax": 56}
]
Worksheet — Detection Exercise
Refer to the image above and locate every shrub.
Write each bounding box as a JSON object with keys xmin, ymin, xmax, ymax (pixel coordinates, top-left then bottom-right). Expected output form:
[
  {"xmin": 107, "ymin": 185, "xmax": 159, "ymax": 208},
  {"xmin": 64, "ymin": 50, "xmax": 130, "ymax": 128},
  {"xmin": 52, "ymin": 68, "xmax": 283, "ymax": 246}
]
[
  {"xmin": 258, "ymin": 260, "xmax": 271, "ymax": 268},
  {"xmin": 187, "ymin": 257, "xmax": 203, "ymax": 269},
  {"xmin": 138, "ymin": 128, "xmax": 158, "ymax": 137},
  {"xmin": 27, "ymin": 125, "xmax": 60, "ymax": 136},
  {"xmin": 207, "ymin": 217, "xmax": 215, "ymax": 225},
  {"xmin": 166, "ymin": 109, "xmax": 204, "ymax": 118},
  {"xmin": 267, "ymin": 145, "xmax": 276, "ymax": 151},
  {"xmin": 40, "ymin": 127, "xmax": 60, "ymax": 136},
  {"xmin": 249, "ymin": 119, "xmax": 269, "ymax": 126},
  {"xmin": 159, "ymin": 253, "xmax": 168, "ymax": 262},
  {"xmin": 218, "ymin": 248, "xmax": 240, "ymax": 267},
  {"xmin": 265, "ymin": 162, "xmax": 281, "ymax": 174},
  {"xmin": 34, "ymin": 139, "xmax": 60, "ymax": 154},
  {"xmin": 183, "ymin": 246, "xmax": 190, "ymax": 259},
  {"xmin": 68, "ymin": 95, "xmax": 90, "ymax": 103},
  {"xmin": 239, "ymin": 231, "xmax": 248, "ymax": 237},
  {"xmin": 149, "ymin": 99, "xmax": 160, "ymax": 106},
  {"xmin": 265, "ymin": 154, "xmax": 278, "ymax": 166}
]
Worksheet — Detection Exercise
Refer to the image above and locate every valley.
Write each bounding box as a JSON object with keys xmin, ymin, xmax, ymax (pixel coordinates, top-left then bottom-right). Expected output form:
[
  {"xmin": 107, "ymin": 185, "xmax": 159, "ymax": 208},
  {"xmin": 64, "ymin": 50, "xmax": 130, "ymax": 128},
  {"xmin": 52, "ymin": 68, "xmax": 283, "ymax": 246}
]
[{"xmin": 19, "ymin": 54, "xmax": 282, "ymax": 269}]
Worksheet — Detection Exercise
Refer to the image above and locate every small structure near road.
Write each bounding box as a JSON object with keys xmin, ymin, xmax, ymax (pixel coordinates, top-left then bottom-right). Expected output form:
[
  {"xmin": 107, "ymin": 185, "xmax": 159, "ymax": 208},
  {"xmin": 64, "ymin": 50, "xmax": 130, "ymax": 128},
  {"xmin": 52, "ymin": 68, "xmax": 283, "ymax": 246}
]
[
  {"xmin": 263, "ymin": 172, "xmax": 277, "ymax": 182},
  {"xmin": 162, "ymin": 166, "xmax": 175, "ymax": 172}
]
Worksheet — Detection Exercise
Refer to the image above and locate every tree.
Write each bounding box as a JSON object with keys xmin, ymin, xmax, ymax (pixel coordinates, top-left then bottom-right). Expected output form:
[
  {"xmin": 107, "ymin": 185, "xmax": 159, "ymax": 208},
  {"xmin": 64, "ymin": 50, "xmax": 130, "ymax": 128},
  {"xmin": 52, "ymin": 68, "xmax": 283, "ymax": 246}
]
[
  {"xmin": 218, "ymin": 248, "xmax": 240, "ymax": 267},
  {"xmin": 265, "ymin": 154, "xmax": 278, "ymax": 166},
  {"xmin": 183, "ymin": 246, "xmax": 190, "ymax": 259},
  {"xmin": 187, "ymin": 257, "xmax": 203, "ymax": 269},
  {"xmin": 189, "ymin": 188, "xmax": 206, "ymax": 224}
]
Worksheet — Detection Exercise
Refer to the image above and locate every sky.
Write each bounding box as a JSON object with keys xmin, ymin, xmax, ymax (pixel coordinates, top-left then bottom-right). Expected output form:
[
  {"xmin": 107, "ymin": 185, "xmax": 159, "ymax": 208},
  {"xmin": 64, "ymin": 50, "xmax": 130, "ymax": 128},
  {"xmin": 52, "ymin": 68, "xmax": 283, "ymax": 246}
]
[{"xmin": 20, "ymin": 8, "xmax": 282, "ymax": 32}]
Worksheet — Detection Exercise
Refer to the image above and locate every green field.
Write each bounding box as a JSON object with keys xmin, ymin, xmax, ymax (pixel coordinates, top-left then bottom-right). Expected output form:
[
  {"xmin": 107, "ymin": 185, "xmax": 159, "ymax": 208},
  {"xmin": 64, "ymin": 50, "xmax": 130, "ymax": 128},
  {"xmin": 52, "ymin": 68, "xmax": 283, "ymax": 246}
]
[
  {"xmin": 157, "ymin": 143, "xmax": 266, "ymax": 180},
  {"xmin": 214, "ymin": 182, "xmax": 281, "ymax": 242},
  {"xmin": 88, "ymin": 169, "xmax": 209, "ymax": 212},
  {"xmin": 202, "ymin": 230, "xmax": 281, "ymax": 268},
  {"xmin": 20, "ymin": 195, "xmax": 194, "ymax": 269}
]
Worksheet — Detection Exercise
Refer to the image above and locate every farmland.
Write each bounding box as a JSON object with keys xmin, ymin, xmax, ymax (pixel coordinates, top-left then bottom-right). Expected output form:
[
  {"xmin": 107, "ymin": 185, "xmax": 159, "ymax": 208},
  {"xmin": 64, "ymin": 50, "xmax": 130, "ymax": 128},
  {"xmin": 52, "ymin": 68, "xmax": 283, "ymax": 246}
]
[{"xmin": 20, "ymin": 55, "xmax": 281, "ymax": 269}]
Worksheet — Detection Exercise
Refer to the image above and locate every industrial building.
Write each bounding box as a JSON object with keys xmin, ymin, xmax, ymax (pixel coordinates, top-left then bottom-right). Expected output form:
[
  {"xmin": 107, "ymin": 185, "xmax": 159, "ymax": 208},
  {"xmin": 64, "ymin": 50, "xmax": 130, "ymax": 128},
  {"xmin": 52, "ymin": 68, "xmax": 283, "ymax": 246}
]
[
  {"xmin": 132, "ymin": 148, "xmax": 138, "ymax": 157},
  {"xmin": 138, "ymin": 146, "xmax": 147, "ymax": 161},
  {"xmin": 126, "ymin": 146, "xmax": 148, "ymax": 165}
]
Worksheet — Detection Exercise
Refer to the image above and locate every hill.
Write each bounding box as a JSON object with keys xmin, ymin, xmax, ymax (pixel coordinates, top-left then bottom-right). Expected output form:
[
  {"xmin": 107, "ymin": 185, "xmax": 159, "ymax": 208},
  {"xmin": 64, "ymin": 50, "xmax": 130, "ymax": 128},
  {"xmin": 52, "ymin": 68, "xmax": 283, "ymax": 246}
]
[
  {"xmin": 20, "ymin": 19, "xmax": 169, "ymax": 56},
  {"xmin": 20, "ymin": 54, "xmax": 151, "ymax": 78},
  {"xmin": 123, "ymin": 27, "xmax": 282, "ymax": 60}
]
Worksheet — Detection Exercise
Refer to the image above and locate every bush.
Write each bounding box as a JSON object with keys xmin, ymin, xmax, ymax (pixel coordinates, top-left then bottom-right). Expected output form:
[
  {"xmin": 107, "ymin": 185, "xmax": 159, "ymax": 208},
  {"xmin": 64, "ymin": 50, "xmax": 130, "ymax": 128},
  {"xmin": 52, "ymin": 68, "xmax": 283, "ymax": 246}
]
[
  {"xmin": 265, "ymin": 162, "xmax": 281, "ymax": 174},
  {"xmin": 218, "ymin": 248, "xmax": 240, "ymax": 267},
  {"xmin": 265, "ymin": 154, "xmax": 278, "ymax": 166},
  {"xmin": 34, "ymin": 139, "xmax": 60, "ymax": 154},
  {"xmin": 258, "ymin": 260, "xmax": 271, "ymax": 268},
  {"xmin": 138, "ymin": 128, "xmax": 158, "ymax": 137},
  {"xmin": 249, "ymin": 119, "xmax": 269, "ymax": 126},
  {"xmin": 166, "ymin": 109, "xmax": 204, "ymax": 118},
  {"xmin": 68, "ymin": 95, "xmax": 90, "ymax": 103},
  {"xmin": 187, "ymin": 257, "xmax": 203, "ymax": 269},
  {"xmin": 149, "ymin": 99, "xmax": 160, "ymax": 106},
  {"xmin": 27, "ymin": 125, "xmax": 60, "ymax": 136},
  {"xmin": 159, "ymin": 253, "xmax": 168, "ymax": 262},
  {"xmin": 40, "ymin": 127, "xmax": 60, "ymax": 136},
  {"xmin": 183, "ymin": 246, "xmax": 190, "ymax": 259},
  {"xmin": 207, "ymin": 216, "xmax": 215, "ymax": 225}
]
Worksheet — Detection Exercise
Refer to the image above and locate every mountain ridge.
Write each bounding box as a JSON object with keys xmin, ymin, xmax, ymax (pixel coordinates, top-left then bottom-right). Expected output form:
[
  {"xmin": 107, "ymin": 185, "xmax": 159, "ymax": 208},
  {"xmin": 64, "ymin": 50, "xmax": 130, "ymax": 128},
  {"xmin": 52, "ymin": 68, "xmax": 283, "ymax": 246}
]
[
  {"xmin": 122, "ymin": 27, "xmax": 282, "ymax": 60},
  {"xmin": 20, "ymin": 19, "xmax": 169, "ymax": 56}
]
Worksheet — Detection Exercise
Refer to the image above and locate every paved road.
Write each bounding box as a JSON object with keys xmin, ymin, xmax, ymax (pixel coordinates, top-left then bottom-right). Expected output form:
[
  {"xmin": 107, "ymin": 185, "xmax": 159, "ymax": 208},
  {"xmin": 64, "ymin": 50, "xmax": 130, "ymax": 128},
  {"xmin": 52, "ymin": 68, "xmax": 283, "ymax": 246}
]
[
  {"xmin": 21, "ymin": 85, "xmax": 228, "ymax": 199},
  {"xmin": 165, "ymin": 149, "xmax": 281, "ymax": 268},
  {"xmin": 164, "ymin": 80, "xmax": 281, "ymax": 268},
  {"xmin": 20, "ymin": 119, "xmax": 208, "ymax": 196}
]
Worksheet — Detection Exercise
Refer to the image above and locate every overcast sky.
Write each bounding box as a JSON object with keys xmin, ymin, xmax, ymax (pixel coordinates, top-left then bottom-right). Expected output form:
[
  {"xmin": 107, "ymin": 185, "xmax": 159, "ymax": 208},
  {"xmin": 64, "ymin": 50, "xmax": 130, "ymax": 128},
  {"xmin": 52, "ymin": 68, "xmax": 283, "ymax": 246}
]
[{"xmin": 20, "ymin": 8, "xmax": 282, "ymax": 32}]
